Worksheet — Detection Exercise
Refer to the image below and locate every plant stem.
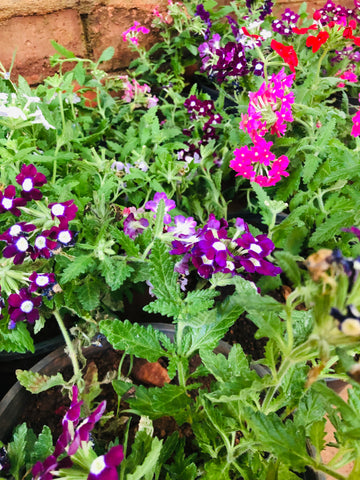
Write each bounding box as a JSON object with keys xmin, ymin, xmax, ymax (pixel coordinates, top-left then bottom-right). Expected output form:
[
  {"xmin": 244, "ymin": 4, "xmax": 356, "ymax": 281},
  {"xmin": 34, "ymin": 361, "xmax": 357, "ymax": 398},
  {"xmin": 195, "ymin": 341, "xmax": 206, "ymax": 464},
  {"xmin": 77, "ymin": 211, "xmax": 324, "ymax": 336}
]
[{"xmin": 52, "ymin": 308, "xmax": 81, "ymax": 380}]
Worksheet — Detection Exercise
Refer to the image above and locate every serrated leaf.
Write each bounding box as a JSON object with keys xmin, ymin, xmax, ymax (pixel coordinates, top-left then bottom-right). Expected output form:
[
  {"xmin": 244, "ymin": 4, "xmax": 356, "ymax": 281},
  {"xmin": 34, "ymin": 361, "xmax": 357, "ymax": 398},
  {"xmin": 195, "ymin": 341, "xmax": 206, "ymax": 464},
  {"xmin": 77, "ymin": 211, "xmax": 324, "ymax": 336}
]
[
  {"xmin": 16, "ymin": 370, "xmax": 65, "ymax": 393},
  {"xmin": 302, "ymin": 153, "xmax": 322, "ymax": 183},
  {"xmin": 75, "ymin": 277, "xmax": 101, "ymax": 311},
  {"xmin": 274, "ymin": 250, "xmax": 302, "ymax": 287},
  {"xmin": 127, "ymin": 384, "xmax": 191, "ymax": 424},
  {"xmin": 110, "ymin": 227, "xmax": 140, "ymax": 257},
  {"xmin": 31, "ymin": 426, "xmax": 53, "ymax": 465},
  {"xmin": 99, "ymin": 319, "xmax": 167, "ymax": 362},
  {"xmin": 0, "ymin": 320, "xmax": 34, "ymax": 353},
  {"xmin": 8, "ymin": 423, "xmax": 28, "ymax": 480},
  {"xmin": 101, "ymin": 256, "xmax": 134, "ymax": 291},
  {"xmin": 127, "ymin": 437, "xmax": 163, "ymax": 480},
  {"xmin": 60, "ymin": 255, "xmax": 95, "ymax": 284},
  {"xmin": 143, "ymin": 299, "xmax": 182, "ymax": 318}
]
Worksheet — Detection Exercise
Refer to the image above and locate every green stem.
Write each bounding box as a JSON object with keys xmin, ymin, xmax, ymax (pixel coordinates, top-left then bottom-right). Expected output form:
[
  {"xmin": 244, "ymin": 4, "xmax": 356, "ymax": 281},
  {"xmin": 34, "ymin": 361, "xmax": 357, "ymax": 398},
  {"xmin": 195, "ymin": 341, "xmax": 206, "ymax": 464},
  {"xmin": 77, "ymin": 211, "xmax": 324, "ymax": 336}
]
[
  {"xmin": 312, "ymin": 463, "xmax": 347, "ymax": 480},
  {"xmin": 52, "ymin": 308, "xmax": 81, "ymax": 380}
]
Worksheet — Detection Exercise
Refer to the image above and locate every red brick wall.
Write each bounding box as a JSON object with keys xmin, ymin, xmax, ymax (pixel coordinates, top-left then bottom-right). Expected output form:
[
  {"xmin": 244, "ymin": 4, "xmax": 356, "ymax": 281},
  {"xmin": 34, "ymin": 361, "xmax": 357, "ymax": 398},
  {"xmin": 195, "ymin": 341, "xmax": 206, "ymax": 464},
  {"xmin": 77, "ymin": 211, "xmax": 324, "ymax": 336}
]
[{"xmin": 0, "ymin": 0, "xmax": 354, "ymax": 85}]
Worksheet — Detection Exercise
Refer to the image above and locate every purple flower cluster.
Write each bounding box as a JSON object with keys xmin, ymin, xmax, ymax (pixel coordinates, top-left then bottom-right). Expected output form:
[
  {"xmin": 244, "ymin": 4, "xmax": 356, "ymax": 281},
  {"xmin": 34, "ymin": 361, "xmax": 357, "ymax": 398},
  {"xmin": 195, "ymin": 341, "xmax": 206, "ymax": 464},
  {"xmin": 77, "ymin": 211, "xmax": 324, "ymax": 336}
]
[
  {"xmin": 314, "ymin": 0, "xmax": 360, "ymax": 26},
  {"xmin": 178, "ymin": 95, "xmax": 223, "ymax": 165},
  {"xmin": 195, "ymin": 4, "xmax": 212, "ymax": 40},
  {"xmin": 32, "ymin": 385, "xmax": 124, "ymax": 480},
  {"xmin": 246, "ymin": 0, "xmax": 274, "ymax": 20},
  {"xmin": 272, "ymin": 8, "xmax": 300, "ymax": 36},
  {"xmin": 0, "ymin": 164, "xmax": 78, "ymax": 329},
  {"xmin": 170, "ymin": 213, "xmax": 281, "ymax": 280}
]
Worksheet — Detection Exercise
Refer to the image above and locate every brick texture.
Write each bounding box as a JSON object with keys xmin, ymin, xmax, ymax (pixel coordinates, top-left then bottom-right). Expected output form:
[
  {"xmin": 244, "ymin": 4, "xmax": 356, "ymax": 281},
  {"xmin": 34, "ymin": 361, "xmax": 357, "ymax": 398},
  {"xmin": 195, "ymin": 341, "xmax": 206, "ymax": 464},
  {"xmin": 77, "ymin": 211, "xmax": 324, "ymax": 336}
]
[{"xmin": 0, "ymin": 9, "xmax": 86, "ymax": 85}]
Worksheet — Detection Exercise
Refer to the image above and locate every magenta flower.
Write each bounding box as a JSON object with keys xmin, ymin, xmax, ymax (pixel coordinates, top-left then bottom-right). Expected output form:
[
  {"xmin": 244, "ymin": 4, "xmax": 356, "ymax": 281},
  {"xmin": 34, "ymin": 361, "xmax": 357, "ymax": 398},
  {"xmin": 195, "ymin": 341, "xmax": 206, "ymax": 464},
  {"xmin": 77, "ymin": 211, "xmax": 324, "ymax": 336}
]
[
  {"xmin": 351, "ymin": 109, "xmax": 360, "ymax": 137},
  {"xmin": 16, "ymin": 163, "xmax": 47, "ymax": 200},
  {"xmin": 145, "ymin": 192, "xmax": 176, "ymax": 224},
  {"xmin": 88, "ymin": 445, "xmax": 124, "ymax": 480},
  {"xmin": 230, "ymin": 137, "xmax": 290, "ymax": 187},
  {"xmin": 31, "ymin": 232, "xmax": 57, "ymax": 259},
  {"xmin": 0, "ymin": 185, "xmax": 27, "ymax": 217},
  {"xmin": 7, "ymin": 288, "xmax": 42, "ymax": 329},
  {"xmin": 48, "ymin": 223, "xmax": 77, "ymax": 248},
  {"xmin": 0, "ymin": 222, "xmax": 36, "ymax": 243},
  {"xmin": 29, "ymin": 272, "xmax": 56, "ymax": 293},
  {"xmin": 122, "ymin": 21, "xmax": 150, "ymax": 46},
  {"xmin": 48, "ymin": 200, "xmax": 78, "ymax": 223}
]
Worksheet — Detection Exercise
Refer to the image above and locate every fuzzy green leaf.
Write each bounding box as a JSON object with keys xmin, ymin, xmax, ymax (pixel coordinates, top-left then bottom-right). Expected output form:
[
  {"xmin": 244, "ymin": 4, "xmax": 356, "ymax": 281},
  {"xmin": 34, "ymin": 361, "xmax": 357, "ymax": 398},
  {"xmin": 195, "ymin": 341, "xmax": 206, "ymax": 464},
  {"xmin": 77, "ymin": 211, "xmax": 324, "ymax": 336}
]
[
  {"xmin": 302, "ymin": 153, "xmax": 322, "ymax": 183},
  {"xmin": 126, "ymin": 437, "xmax": 163, "ymax": 480},
  {"xmin": 309, "ymin": 211, "xmax": 355, "ymax": 247},
  {"xmin": 98, "ymin": 46, "xmax": 115, "ymax": 63},
  {"xmin": 16, "ymin": 370, "xmax": 65, "ymax": 393},
  {"xmin": 143, "ymin": 299, "xmax": 182, "ymax": 318},
  {"xmin": 99, "ymin": 319, "xmax": 167, "ymax": 362},
  {"xmin": 31, "ymin": 426, "xmax": 54, "ymax": 466},
  {"xmin": 8, "ymin": 423, "xmax": 28, "ymax": 480},
  {"xmin": 110, "ymin": 227, "xmax": 140, "ymax": 257},
  {"xmin": 273, "ymin": 251, "xmax": 303, "ymax": 287},
  {"xmin": 50, "ymin": 40, "xmax": 76, "ymax": 58},
  {"xmin": 0, "ymin": 320, "xmax": 34, "ymax": 353},
  {"xmin": 75, "ymin": 277, "xmax": 101, "ymax": 311},
  {"xmin": 127, "ymin": 384, "xmax": 191, "ymax": 424},
  {"xmin": 101, "ymin": 256, "xmax": 134, "ymax": 291},
  {"xmin": 60, "ymin": 255, "xmax": 95, "ymax": 284}
]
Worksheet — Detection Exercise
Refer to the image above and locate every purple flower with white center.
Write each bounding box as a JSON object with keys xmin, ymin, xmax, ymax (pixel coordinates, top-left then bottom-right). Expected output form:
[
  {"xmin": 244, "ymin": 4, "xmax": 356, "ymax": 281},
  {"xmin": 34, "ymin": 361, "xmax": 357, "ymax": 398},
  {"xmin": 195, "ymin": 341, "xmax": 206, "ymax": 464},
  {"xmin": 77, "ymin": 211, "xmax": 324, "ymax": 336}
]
[
  {"xmin": 251, "ymin": 59, "xmax": 264, "ymax": 77},
  {"xmin": 16, "ymin": 164, "xmax": 47, "ymax": 200},
  {"xmin": 123, "ymin": 212, "xmax": 149, "ymax": 239},
  {"xmin": 145, "ymin": 192, "xmax": 176, "ymax": 225},
  {"xmin": 0, "ymin": 290, "xmax": 5, "ymax": 320},
  {"xmin": 0, "ymin": 185, "xmax": 27, "ymax": 217},
  {"xmin": 184, "ymin": 95, "xmax": 215, "ymax": 119},
  {"xmin": 177, "ymin": 143, "xmax": 201, "ymax": 164},
  {"xmin": 29, "ymin": 272, "xmax": 56, "ymax": 293},
  {"xmin": 7, "ymin": 288, "xmax": 42, "ymax": 329},
  {"xmin": 0, "ymin": 221, "xmax": 36, "ymax": 243},
  {"xmin": 31, "ymin": 232, "xmax": 57, "ymax": 259},
  {"xmin": 168, "ymin": 215, "xmax": 197, "ymax": 237},
  {"xmin": 48, "ymin": 200, "xmax": 78, "ymax": 223},
  {"xmin": 214, "ymin": 42, "xmax": 249, "ymax": 83},
  {"xmin": 2, "ymin": 235, "xmax": 33, "ymax": 265},
  {"xmin": 48, "ymin": 223, "xmax": 77, "ymax": 249},
  {"xmin": 88, "ymin": 445, "xmax": 124, "ymax": 480}
]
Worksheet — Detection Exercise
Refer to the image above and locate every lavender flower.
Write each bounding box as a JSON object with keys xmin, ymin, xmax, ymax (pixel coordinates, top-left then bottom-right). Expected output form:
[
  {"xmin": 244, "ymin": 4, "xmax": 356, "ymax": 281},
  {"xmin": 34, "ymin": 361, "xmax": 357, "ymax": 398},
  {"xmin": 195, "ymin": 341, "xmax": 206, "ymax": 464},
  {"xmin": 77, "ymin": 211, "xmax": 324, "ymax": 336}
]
[
  {"xmin": 145, "ymin": 192, "xmax": 176, "ymax": 225},
  {"xmin": 195, "ymin": 4, "xmax": 212, "ymax": 39}
]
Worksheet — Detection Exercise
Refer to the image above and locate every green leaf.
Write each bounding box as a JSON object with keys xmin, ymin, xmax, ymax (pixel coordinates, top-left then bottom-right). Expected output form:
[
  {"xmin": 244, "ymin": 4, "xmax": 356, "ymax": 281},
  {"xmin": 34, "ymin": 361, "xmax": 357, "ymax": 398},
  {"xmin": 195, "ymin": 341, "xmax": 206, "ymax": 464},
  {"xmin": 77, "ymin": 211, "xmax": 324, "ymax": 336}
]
[
  {"xmin": 75, "ymin": 277, "xmax": 101, "ymax": 311},
  {"xmin": 16, "ymin": 370, "xmax": 65, "ymax": 393},
  {"xmin": 50, "ymin": 40, "xmax": 76, "ymax": 58},
  {"xmin": 110, "ymin": 227, "xmax": 140, "ymax": 257},
  {"xmin": 0, "ymin": 320, "xmax": 34, "ymax": 353},
  {"xmin": 60, "ymin": 255, "xmax": 95, "ymax": 284},
  {"xmin": 126, "ymin": 437, "xmax": 163, "ymax": 480},
  {"xmin": 97, "ymin": 46, "xmax": 115, "ymax": 63},
  {"xmin": 8, "ymin": 423, "xmax": 28, "ymax": 480},
  {"xmin": 99, "ymin": 319, "xmax": 167, "ymax": 362},
  {"xmin": 127, "ymin": 384, "xmax": 191, "ymax": 424},
  {"xmin": 100, "ymin": 256, "xmax": 134, "ymax": 291},
  {"xmin": 31, "ymin": 426, "xmax": 54, "ymax": 465},
  {"xmin": 302, "ymin": 153, "xmax": 322, "ymax": 183},
  {"xmin": 143, "ymin": 299, "xmax": 182, "ymax": 318},
  {"xmin": 273, "ymin": 251, "xmax": 303, "ymax": 287}
]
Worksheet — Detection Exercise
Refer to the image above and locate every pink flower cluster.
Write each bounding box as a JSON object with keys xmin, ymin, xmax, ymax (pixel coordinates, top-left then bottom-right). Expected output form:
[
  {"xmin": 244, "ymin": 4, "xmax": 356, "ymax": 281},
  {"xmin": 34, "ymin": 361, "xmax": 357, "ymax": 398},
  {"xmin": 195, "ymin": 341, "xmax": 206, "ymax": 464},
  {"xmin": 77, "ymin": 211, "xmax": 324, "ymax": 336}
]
[
  {"xmin": 230, "ymin": 69, "xmax": 294, "ymax": 187},
  {"xmin": 351, "ymin": 94, "xmax": 360, "ymax": 137},
  {"xmin": 122, "ymin": 21, "xmax": 150, "ymax": 46},
  {"xmin": 120, "ymin": 76, "xmax": 158, "ymax": 109}
]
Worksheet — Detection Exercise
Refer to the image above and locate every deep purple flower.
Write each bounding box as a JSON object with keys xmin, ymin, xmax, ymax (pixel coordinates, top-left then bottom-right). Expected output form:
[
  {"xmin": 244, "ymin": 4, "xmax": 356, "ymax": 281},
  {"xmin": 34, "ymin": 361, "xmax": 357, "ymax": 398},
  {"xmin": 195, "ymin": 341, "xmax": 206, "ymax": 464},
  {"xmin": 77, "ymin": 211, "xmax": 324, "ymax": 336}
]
[
  {"xmin": 16, "ymin": 164, "xmax": 47, "ymax": 200},
  {"xmin": 214, "ymin": 42, "xmax": 248, "ymax": 83},
  {"xmin": 0, "ymin": 222, "xmax": 36, "ymax": 243},
  {"xmin": 0, "ymin": 446, "xmax": 10, "ymax": 473},
  {"xmin": 195, "ymin": 4, "xmax": 212, "ymax": 39},
  {"xmin": 177, "ymin": 143, "xmax": 201, "ymax": 164},
  {"xmin": 88, "ymin": 445, "xmax": 124, "ymax": 480},
  {"xmin": 31, "ymin": 232, "xmax": 58, "ymax": 259},
  {"xmin": 184, "ymin": 95, "xmax": 215, "ymax": 119},
  {"xmin": 123, "ymin": 212, "xmax": 149, "ymax": 239},
  {"xmin": 29, "ymin": 272, "xmax": 56, "ymax": 294},
  {"xmin": 251, "ymin": 59, "xmax": 265, "ymax": 77},
  {"xmin": 0, "ymin": 185, "xmax": 27, "ymax": 217},
  {"xmin": 48, "ymin": 223, "xmax": 78, "ymax": 249},
  {"xmin": 0, "ymin": 290, "xmax": 4, "ymax": 320},
  {"xmin": 7, "ymin": 288, "xmax": 42, "ymax": 328},
  {"xmin": 2, "ymin": 235, "xmax": 33, "ymax": 265},
  {"xmin": 145, "ymin": 192, "xmax": 176, "ymax": 225},
  {"xmin": 48, "ymin": 200, "xmax": 78, "ymax": 223}
]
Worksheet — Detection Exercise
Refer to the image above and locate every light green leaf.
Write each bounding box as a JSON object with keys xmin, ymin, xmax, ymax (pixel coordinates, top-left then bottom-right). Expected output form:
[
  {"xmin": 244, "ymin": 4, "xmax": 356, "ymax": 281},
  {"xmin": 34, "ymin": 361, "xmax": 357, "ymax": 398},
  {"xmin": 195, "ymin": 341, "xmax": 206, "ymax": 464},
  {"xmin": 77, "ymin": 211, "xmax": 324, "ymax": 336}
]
[
  {"xmin": 8, "ymin": 423, "xmax": 28, "ymax": 480},
  {"xmin": 126, "ymin": 437, "xmax": 163, "ymax": 480},
  {"xmin": 60, "ymin": 255, "xmax": 95, "ymax": 284},
  {"xmin": 98, "ymin": 46, "xmax": 115, "ymax": 63},
  {"xmin": 16, "ymin": 370, "xmax": 65, "ymax": 393},
  {"xmin": 31, "ymin": 426, "xmax": 54, "ymax": 465},
  {"xmin": 50, "ymin": 40, "xmax": 76, "ymax": 58},
  {"xmin": 99, "ymin": 319, "xmax": 167, "ymax": 362},
  {"xmin": 101, "ymin": 256, "xmax": 134, "ymax": 291}
]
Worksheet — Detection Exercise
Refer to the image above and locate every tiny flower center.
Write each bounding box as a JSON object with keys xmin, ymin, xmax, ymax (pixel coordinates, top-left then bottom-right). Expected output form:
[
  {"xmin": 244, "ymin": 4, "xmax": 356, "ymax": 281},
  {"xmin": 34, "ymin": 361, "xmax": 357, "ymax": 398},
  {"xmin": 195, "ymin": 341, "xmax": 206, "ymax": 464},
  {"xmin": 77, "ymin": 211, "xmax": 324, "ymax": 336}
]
[
  {"xmin": 36, "ymin": 275, "xmax": 49, "ymax": 287},
  {"xmin": 9, "ymin": 225, "xmax": 21, "ymax": 236},
  {"xmin": 58, "ymin": 231, "xmax": 71, "ymax": 244},
  {"xmin": 35, "ymin": 236, "xmax": 46, "ymax": 249},
  {"xmin": 15, "ymin": 237, "xmax": 29, "ymax": 252},
  {"xmin": 341, "ymin": 318, "xmax": 360, "ymax": 337},
  {"xmin": 20, "ymin": 300, "xmax": 33, "ymax": 313},
  {"xmin": 90, "ymin": 456, "xmax": 106, "ymax": 474},
  {"xmin": 2, "ymin": 197, "xmax": 13, "ymax": 210},
  {"xmin": 22, "ymin": 178, "xmax": 34, "ymax": 192},
  {"xmin": 213, "ymin": 241, "xmax": 226, "ymax": 252},
  {"xmin": 249, "ymin": 243, "xmax": 262, "ymax": 254},
  {"xmin": 51, "ymin": 204, "xmax": 65, "ymax": 216}
]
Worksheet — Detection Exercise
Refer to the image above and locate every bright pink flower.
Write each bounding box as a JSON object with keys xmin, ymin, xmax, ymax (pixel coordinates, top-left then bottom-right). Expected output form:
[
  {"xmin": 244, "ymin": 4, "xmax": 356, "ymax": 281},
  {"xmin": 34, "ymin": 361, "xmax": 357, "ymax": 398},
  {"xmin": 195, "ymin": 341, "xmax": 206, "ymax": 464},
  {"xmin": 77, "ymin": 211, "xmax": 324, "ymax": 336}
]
[
  {"xmin": 122, "ymin": 21, "xmax": 150, "ymax": 45},
  {"xmin": 351, "ymin": 110, "xmax": 360, "ymax": 137}
]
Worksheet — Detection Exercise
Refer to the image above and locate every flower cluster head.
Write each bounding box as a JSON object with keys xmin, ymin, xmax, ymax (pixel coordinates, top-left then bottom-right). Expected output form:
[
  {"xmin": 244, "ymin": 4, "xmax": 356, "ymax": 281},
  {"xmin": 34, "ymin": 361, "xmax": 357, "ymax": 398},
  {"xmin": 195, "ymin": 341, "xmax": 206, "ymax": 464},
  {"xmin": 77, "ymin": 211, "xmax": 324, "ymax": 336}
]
[
  {"xmin": 272, "ymin": 8, "xmax": 300, "ymax": 36},
  {"xmin": 195, "ymin": 4, "xmax": 212, "ymax": 40},
  {"xmin": 314, "ymin": 0, "xmax": 360, "ymax": 26},
  {"xmin": 122, "ymin": 21, "xmax": 150, "ymax": 47},
  {"xmin": 7, "ymin": 288, "xmax": 42, "ymax": 329},
  {"xmin": 170, "ymin": 214, "xmax": 281, "ymax": 280},
  {"xmin": 32, "ymin": 385, "xmax": 124, "ymax": 480},
  {"xmin": 246, "ymin": 0, "xmax": 274, "ymax": 21},
  {"xmin": 119, "ymin": 76, "xmax": 158, "ymax": 109},
  {"xmin": 351, "ymin": 94, "xmax": 360, "ymax": 137}
]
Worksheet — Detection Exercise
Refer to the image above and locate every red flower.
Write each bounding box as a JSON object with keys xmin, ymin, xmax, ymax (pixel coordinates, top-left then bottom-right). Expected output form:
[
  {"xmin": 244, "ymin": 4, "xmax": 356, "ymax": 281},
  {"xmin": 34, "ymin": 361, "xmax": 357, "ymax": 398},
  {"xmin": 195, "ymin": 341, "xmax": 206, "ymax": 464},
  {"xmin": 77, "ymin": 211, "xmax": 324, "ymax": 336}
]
[
  {"xmin": 292, "ymin": 24, "xmax": 318, "ymax": 34},
  {"xmin": 270, "ymin": 39, "xmax": 298, "ymax": 74},
  {"xmin": 306, "ymin": 31, "xmax": 330, "ymax": 53}
]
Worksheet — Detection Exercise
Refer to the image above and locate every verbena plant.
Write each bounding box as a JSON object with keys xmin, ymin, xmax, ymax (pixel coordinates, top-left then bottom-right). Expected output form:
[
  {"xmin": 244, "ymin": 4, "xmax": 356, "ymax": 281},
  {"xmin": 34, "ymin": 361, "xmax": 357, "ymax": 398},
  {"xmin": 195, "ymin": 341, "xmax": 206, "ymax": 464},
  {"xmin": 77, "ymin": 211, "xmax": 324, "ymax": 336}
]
[{"xmin": 1, "ymin": 0, "xmax": 360, "ymax": 478}]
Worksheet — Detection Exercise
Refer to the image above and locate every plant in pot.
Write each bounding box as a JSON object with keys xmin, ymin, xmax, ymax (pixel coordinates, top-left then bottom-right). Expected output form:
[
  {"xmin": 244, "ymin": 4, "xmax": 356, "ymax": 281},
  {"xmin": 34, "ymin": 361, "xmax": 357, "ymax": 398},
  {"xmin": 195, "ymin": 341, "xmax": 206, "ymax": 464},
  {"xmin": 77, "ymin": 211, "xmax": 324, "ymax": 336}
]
[{"xmin": 0, "ymin": 0, "xmax": 360, "ymax": 478}]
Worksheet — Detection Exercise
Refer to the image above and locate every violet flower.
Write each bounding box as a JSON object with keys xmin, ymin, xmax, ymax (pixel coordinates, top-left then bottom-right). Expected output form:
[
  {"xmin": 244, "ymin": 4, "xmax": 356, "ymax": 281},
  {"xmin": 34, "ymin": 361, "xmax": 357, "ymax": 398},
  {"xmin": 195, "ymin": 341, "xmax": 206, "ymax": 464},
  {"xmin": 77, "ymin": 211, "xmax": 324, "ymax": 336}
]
[
  {"xmin": 195, "ymin": 4, "xmax": 212, "ymax": 39},
  {"xmin": 2, "ymin": 235, "xmax": 33, "ymax": 265},
  {"xmin": 0, "ymin": 222, "xmax": 36, "ymax": 242},
  {"xmin": 48, "ymin": 200, "xmax": 78, "ymax": 223},
  {"xmin": 31, "ymin": 232, "xmax": 57, "ymax": 259},
  {"xmin": 16, "ymin": 163, "xmax": 47, "ymax": 200},
  {"xmin": 0, "ymin": 185, "xmax": 27, "ymax": 217},
  {"xmin": 88, "ymin": 445, "xmax": 124, "ymax": 480},
  {"xmin": 29, "ymin": 272, "xmax": 56, "ymax": 293},
  {"xmin": 145, "ymin": 192, "xmax": 176, "ymax": 225},
  {"xmin": 123, "ymin": 212, "xmax": 149, "ymax": 239},
  {"xmin": 7, "ymin": 287, "xmax": 42, "ymax": 329}
]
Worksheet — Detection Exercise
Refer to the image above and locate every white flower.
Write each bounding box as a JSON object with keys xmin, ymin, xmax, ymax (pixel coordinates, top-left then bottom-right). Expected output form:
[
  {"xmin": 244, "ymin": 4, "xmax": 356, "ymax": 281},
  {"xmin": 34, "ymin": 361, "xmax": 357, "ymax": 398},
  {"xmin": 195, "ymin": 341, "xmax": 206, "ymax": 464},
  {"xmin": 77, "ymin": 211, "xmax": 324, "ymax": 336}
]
[{"xmin": 30, "ymin": 108, "xmax": 55, "ymax": 130}]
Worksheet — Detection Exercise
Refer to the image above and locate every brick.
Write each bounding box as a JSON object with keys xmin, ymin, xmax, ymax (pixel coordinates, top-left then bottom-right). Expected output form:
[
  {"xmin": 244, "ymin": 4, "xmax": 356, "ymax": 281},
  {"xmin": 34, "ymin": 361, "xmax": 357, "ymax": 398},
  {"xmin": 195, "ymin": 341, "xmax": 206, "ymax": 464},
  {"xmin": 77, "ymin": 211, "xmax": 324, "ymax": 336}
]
[
  {"xmin": 87, "ymin": 1, "xmax": 167, "ymax": 71},
  {"xmin": 0, "ymin": 0, "xmax": 79, "ymax": 21},
  {"xmin": 0, "ymin": 9, "xmax": 86, "ymax": 85}
]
